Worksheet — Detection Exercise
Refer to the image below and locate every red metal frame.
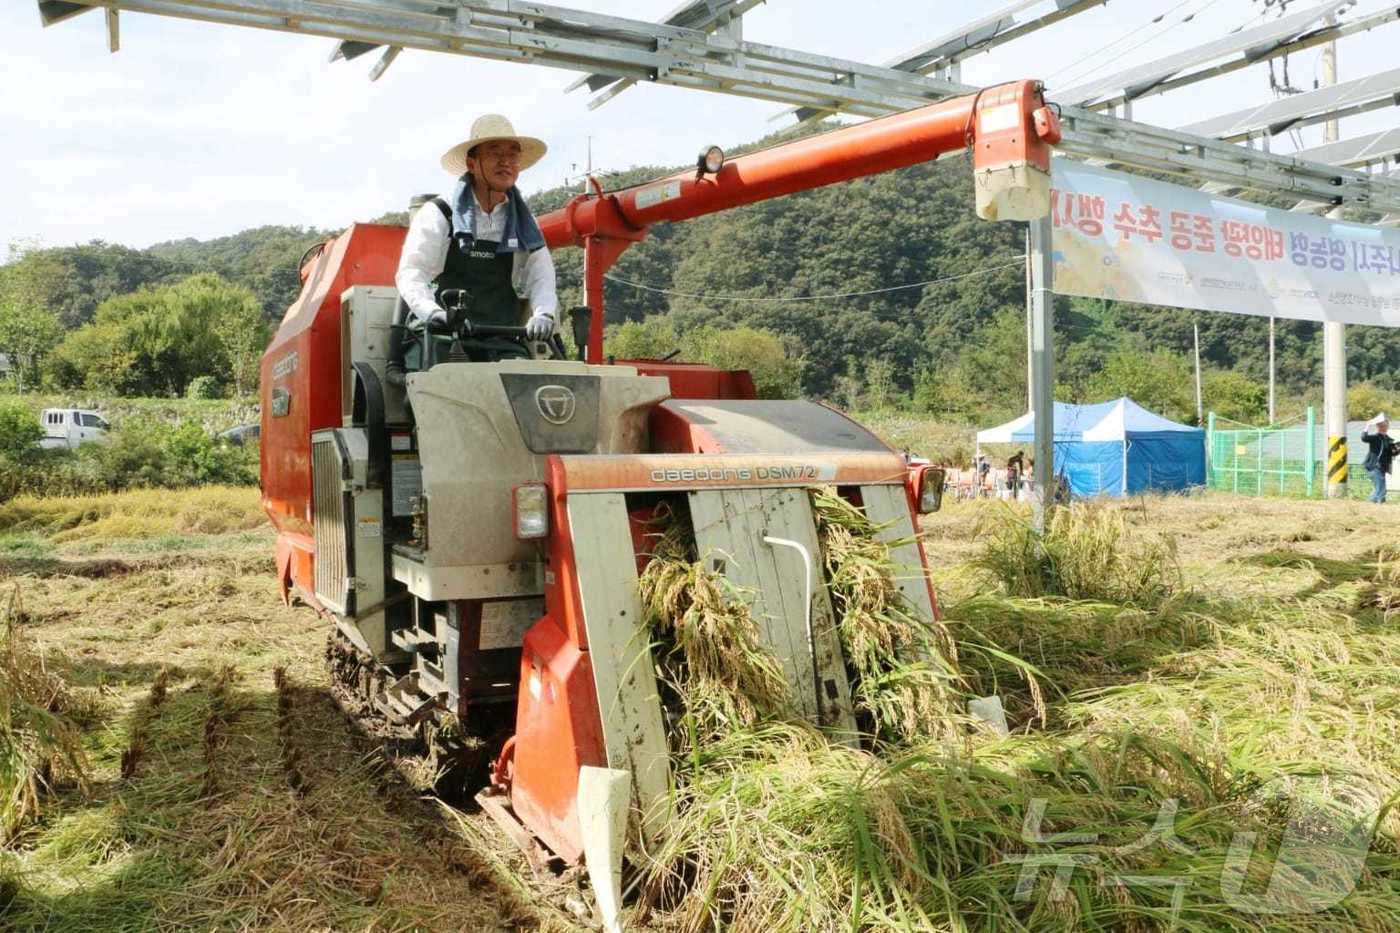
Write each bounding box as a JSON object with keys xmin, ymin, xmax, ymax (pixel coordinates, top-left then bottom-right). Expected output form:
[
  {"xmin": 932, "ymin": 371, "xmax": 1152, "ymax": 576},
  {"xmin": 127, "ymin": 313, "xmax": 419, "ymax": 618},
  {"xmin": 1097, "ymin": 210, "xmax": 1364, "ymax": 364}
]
[
  {"xmin": 537, "ymin": 80, "xmax": 1056, "ymax": 363},
  {"xmin": 260, "ymin": 223, "xmax": 406, "ymax": 602}
]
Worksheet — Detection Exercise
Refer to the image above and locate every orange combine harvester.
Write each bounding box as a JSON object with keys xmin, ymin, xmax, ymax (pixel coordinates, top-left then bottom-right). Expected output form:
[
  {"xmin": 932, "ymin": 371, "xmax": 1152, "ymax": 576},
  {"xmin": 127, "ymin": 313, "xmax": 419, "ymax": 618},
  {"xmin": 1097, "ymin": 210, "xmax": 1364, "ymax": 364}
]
[{"xmin": 259, "ymin": 82, "xmax": 1059, "ymax": 922}]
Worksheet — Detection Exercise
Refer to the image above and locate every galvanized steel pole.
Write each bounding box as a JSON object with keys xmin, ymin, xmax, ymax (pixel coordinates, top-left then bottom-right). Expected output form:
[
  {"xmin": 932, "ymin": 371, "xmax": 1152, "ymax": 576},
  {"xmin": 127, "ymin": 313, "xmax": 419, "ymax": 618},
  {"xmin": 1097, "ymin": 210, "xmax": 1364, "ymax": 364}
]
[
  {"xmin": 1322, "ymin": 19, "xmax": 1347, "ymax": 498},
  {"xmin": 1028, "ymin": 214, "xmax": 1055, "ymax": 531},
  {"xmin": 1193, "ymin": 320, "xmax": 1203, "ymax": 425}
]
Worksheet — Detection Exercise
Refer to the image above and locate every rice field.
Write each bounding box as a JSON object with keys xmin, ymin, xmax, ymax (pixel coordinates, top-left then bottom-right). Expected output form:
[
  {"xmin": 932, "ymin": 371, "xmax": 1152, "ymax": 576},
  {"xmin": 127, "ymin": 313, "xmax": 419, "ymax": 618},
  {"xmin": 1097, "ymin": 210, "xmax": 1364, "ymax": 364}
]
[{"xmin": 0, "ymin": 486, "xmax": 1397, "ymax": 930}]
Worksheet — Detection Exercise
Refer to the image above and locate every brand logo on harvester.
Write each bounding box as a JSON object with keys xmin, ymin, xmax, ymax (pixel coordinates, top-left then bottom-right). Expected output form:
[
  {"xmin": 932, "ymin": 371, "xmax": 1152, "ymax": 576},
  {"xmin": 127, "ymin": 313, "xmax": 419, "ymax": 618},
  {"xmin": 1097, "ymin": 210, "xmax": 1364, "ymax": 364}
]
[
  {"xmin": 535, "ymin": 385, "xmax": 577, "ymax": 425},
  {"xmin": 648, "ymin": 464, "xmax": 837, "ymax": 484}
]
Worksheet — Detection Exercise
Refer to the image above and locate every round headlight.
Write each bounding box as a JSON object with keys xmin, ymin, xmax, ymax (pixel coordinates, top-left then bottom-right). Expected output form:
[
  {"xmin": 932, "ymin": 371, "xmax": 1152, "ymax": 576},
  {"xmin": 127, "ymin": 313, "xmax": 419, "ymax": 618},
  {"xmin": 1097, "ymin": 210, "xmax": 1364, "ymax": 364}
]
[{"xmin": 697, "ymin": 145, "xmax": 724, "ymax": 175}]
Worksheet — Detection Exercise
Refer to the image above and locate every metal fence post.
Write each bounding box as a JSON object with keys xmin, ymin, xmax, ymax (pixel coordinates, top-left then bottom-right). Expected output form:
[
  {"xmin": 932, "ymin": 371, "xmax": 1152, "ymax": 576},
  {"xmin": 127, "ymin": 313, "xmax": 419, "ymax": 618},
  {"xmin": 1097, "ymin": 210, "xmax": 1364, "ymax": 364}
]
[
  {"xmin": 1305, "ymin": 406, "xmax": 1316, "ymax": 498},
  {"xmin": 1207, "ymin": 412, "xmax": 1216, "ymax": 490}
]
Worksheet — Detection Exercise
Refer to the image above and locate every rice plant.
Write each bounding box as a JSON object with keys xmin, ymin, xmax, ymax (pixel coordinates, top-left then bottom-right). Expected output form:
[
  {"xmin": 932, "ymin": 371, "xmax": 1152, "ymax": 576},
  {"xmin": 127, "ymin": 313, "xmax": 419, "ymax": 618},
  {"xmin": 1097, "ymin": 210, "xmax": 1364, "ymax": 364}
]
[
  {"xmin": 631, "ymin": 496, "xmax": 1400, "ymax": 931},
  {"xmin": 0, "ymin": 594, "xmax": 88, "ymax": 840},
  {"xmin": 971, "ymin": 503, "xmax": 1181, "ymax": 607},
  {"xmin": 638, "ymin": 512, "xmax": 796, "ymax": 748},
  {"xmin": 811, "ymin": 488, "xmax": 962, "ymax": 744}
]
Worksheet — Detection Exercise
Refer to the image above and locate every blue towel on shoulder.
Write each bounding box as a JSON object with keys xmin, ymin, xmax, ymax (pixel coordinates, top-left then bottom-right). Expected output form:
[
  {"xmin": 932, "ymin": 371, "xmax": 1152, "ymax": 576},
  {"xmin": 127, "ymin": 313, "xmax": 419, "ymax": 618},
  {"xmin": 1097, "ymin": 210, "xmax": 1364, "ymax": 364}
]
[{"xmin": 449, "ymin": 174, "xmax": 545, "ymax": 254}]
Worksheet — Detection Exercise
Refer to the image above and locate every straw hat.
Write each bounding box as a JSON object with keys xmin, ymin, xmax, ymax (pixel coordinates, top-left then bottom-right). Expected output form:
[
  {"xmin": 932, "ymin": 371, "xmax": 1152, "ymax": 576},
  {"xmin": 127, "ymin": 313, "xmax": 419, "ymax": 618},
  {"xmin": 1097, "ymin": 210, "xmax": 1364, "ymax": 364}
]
[{"xmin": 439, "ymin": 114, "xmax": 547, "ymax": 176}]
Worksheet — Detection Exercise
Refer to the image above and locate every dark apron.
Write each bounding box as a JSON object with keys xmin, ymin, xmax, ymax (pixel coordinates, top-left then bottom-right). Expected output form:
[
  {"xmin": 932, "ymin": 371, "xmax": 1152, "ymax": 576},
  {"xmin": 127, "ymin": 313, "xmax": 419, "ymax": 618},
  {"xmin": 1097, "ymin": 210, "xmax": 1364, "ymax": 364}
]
[
  {"xmin": 430, "ymin": 232, "xmax": 528, "ymax": 363},
  {"xmin": 435, "ymin": 235, "xmax": 521, "ymax": 329}
]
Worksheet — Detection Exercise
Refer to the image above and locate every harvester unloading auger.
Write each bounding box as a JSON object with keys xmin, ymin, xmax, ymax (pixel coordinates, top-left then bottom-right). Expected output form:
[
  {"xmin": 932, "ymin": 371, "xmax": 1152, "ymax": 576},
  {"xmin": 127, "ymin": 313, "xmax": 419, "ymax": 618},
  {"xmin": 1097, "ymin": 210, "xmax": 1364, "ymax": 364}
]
[{"xmin": 261, "ymin": 81, "xmax": 1059, "ymax": 927}]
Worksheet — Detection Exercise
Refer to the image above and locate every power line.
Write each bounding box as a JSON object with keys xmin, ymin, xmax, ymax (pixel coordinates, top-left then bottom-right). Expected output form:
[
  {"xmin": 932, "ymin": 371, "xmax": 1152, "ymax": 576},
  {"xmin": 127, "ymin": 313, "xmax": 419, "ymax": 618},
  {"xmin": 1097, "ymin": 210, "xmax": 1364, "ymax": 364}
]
[
  {"xmin": 1046, "ymin": 0, "xmax": 1202, "ymax": 83},
  {"xmin": 1054, "ymin": 0, "xmax": 1223, "ymax": 91},
  {"xmin": 601, "ymin": 260, "xmax": 1023, "ymax": 303}
]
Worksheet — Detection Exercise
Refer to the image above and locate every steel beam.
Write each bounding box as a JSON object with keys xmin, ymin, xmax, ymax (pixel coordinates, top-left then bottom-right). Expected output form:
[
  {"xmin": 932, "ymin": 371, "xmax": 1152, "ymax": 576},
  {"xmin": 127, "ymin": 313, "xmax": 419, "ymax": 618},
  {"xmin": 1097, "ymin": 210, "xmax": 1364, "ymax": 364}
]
[
  {"xmin": 1060, "ymin": 1, "xmax": 1354, "ymax": 108},
  {"xmin": 37, "ymin": 0, "xmax": 94, "ymax": 26},
  {"xmin": 1297, "ymin": 127, "xmax": 1400, "ymax": 169},
  {"xmin": 786, "ymin": 0, "xmax": 1104, "ymax": 123},
  {"xmin": 35, "ymin": 0, "xmax": 1400, "ymax": 213},
  {"xmin": 1181, "ymin": 65, "xmax": 1400, "ymax": 143},
  {"xmin": 1085, "ymin": 6, "xmax": 1400, "ymax": 112}
]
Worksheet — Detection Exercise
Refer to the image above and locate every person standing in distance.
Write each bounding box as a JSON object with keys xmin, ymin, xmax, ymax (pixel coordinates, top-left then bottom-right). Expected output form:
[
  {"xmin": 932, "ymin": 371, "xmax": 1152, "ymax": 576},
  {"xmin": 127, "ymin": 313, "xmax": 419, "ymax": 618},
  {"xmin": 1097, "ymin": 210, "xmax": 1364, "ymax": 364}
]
[
  {"xmin": 1361, "ymin": 413, "xmax": 1398, "ymax": 504},
  {"xmin": 396, "ymin": 114, "xmax": 558, "ymax": 356}
]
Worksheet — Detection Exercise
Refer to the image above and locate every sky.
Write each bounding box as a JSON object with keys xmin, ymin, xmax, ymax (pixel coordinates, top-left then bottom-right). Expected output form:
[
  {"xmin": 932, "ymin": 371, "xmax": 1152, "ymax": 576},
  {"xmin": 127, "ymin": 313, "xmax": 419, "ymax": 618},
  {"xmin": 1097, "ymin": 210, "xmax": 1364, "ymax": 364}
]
[{"xmin": 3, "ymin": 0, "xmax": 1398, "ymax": 252}]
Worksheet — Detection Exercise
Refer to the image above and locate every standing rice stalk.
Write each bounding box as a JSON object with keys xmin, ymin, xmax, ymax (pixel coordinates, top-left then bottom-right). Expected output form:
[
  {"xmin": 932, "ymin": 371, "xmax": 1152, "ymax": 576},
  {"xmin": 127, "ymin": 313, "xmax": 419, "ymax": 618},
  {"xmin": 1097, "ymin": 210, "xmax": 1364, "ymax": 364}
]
[
  {"xmin": 972, "ymin": 503, "xmax": 1180, "ymax": 607},
  {"xmin": 639, "ymin": 514, "xmax": 795, "ymax": 750},
  {"xmin": 812, "ymin": 488, "xmax": 961, "ymax": 744}
]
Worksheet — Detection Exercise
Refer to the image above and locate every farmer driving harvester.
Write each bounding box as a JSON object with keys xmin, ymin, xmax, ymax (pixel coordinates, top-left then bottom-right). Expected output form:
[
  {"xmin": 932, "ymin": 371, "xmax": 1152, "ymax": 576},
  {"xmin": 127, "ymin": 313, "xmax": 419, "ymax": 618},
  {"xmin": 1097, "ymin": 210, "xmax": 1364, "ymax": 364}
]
[{"xmin": 395, "ymin": 114, "xmax": 559, "ymax": 363}]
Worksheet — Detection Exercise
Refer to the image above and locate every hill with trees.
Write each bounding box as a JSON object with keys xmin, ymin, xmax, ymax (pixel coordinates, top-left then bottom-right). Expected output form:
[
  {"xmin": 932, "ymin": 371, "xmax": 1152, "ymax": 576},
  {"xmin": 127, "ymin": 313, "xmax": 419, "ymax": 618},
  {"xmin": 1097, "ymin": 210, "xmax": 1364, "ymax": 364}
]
[{"xmin": 4, "ymin": 119, "xmax": 1400, "ymax": 422}]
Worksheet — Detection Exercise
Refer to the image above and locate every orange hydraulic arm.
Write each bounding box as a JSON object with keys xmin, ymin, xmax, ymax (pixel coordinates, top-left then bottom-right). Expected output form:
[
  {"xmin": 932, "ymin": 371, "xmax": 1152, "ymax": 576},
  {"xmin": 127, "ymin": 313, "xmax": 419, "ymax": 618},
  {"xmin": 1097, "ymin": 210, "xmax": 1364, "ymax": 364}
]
[{"xmin": 537, "ymin": 80, "xmax": 1061, "ymax": 362}]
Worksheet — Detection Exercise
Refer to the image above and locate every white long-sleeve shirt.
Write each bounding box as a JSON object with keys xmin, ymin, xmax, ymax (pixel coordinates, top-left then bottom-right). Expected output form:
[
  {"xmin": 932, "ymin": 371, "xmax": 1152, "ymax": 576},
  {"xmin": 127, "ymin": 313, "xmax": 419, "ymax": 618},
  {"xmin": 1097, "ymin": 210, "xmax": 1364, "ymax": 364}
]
[{"xmin": 395, "ymin": 195, "xmax": 558, "ymax": 327}]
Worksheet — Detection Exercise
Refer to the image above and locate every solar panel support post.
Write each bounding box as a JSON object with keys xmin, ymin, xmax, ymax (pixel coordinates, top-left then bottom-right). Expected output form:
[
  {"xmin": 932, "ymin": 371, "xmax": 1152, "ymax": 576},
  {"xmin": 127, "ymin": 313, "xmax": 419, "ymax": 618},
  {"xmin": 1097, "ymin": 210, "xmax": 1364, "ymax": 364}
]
[
  {"xmin": 1322, "ymin": 17, "xmax": 1347, "ymax": 499},
  {"xmin": 1028, "ymin": 213, "xmax": 1055, "ymax": 530}
]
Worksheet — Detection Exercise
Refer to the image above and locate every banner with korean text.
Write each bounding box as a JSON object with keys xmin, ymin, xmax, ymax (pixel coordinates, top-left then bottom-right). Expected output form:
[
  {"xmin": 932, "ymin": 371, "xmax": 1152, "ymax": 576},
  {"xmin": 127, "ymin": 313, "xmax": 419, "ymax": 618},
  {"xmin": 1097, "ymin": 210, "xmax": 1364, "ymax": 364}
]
[{"xmin": 1050, "ymin": 161, "xmax": 1400, "ymax": 328}]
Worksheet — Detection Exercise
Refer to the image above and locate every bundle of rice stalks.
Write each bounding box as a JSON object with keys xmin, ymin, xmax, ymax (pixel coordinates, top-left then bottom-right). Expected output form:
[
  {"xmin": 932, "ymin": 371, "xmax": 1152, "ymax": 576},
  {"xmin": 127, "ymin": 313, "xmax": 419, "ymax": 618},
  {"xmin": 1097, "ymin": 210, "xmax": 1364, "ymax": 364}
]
[
  {"xmin": 630, "ymin": 492, "xmax": 1400, "ymax": 930},
  {"xmin": 811, "ymin": 488, "xmax": 961, "ymax": 744},
  {"xmin": 638, "ymin": 514, "xmax": 795, "ymax": 748},
  {"xmin": 0, "ymin": 598, "xmax": 88, "ymax": 840},
  {"xmin": 637, "ymin": 722, "xmax": 932, "ymax": 931},
  {"xmin": 972, "ymin": 503, "xmax": 1180, "ymax": 607}
]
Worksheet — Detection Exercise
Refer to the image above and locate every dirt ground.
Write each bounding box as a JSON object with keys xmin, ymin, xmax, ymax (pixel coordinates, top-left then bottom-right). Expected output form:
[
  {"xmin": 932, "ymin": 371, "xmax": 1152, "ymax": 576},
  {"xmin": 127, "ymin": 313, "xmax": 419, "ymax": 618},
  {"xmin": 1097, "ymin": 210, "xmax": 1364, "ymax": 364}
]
[{"xmin": 1, "ymin": 486, "xmax": 1396, "ymax": 930}]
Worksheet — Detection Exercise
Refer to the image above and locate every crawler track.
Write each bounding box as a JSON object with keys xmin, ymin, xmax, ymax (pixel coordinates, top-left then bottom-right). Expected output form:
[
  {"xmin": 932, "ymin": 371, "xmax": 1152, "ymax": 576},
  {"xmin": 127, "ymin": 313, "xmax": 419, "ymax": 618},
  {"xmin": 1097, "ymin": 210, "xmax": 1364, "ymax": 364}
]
[{"xmin": 323, "ymin": 630, "xmax": 600, "ymax": 931}]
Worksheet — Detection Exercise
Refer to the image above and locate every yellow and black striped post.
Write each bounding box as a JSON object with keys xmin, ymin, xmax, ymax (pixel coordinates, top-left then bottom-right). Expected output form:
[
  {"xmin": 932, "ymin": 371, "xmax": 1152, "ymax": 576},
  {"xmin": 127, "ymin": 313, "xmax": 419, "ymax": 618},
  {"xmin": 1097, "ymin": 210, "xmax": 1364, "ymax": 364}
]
[{"xmin": 1327, "ymin": 435, "xmax": 1348, "ymax": 494}]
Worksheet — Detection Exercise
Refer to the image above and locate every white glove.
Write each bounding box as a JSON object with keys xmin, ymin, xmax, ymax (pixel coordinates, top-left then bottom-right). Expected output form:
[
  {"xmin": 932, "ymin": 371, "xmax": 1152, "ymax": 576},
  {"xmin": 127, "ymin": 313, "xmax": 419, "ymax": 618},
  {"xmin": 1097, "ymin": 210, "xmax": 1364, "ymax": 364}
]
[
  {"xmin": 525, "ymin": 312, "xmax": 555, "ymax": 341},
  {"xmin": 424, "ymin": 307, "xmax": 450, "ymax": 331}
]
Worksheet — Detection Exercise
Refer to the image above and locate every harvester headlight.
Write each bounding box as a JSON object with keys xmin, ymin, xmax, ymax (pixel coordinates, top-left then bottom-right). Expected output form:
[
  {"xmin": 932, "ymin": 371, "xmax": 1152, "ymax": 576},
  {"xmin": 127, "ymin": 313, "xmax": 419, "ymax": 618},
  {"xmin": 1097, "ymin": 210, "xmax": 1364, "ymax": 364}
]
[
  {"xmin": 917, "ymin": 467, "xmax": 945, "ymax": 514},
  {"xmin": 696, "ymin": 145, "xmax": 724, "ymax": 177},
  {"xmin": 514, "ymin": 484, "xmax": 549, "ymax": 539}
]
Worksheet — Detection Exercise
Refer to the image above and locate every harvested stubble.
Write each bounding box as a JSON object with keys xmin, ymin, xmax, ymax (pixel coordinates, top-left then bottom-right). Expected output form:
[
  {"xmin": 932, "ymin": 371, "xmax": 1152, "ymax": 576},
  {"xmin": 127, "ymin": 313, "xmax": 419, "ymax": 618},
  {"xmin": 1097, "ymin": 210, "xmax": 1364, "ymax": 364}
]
[
  {"xmin": 0, "ymin": 489, "xmax": 551, "ymax": 932},
  {"xmin": 631, "ymin": 495, "xmax": 1400, "ymax": 931},
  {"xmin": 0, "ymin": 598, "xmax": 90, "ymax": 841}
]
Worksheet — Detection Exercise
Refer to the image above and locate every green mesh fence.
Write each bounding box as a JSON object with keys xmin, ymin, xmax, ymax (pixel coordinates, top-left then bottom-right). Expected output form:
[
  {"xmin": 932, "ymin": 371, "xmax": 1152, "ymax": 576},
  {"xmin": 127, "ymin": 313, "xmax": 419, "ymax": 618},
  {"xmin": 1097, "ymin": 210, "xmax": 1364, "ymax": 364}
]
[{"xmin": 1207, "ymin": 410, "xmax": 1317, "ymax": 498}]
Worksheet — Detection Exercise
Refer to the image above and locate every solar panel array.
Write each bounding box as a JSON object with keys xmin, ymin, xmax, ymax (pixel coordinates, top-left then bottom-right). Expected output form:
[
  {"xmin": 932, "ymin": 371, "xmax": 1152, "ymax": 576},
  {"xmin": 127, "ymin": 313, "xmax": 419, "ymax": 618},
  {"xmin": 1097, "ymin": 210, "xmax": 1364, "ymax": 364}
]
[
  {"xmin": 1181, "ymin": 65, "xmax": 1400, "ymax": 141},
  {"xmin": 1057, "ymin": 1, "xmax": 1351, "ymax": 107},
  {"xmin": 33, "ymin": 0, "xmax": 1400, "ymax": 208}
]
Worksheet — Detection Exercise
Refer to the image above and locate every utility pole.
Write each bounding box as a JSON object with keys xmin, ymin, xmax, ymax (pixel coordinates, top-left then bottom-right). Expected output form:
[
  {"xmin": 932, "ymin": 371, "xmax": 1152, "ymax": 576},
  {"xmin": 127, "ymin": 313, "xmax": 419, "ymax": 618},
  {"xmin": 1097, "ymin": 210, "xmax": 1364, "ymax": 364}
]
[
  {"xmin": 1025, "ymin": 229, "xmax": 1034, "ymax": 410},
  {"xmin": 1268, "ymin": 317, "xmax": 1276, "ymax": 424},
  {"xmin": 1322, "ymin": 19, "xmax": 1347, "ymax": 498},
  {"xmin": 1193, "ymin": 320, "xmax": 1204, "ymax": 425},
  {"xmin": 1028, "ymin": 215, "xmax": 1055, "ymax": 531}
]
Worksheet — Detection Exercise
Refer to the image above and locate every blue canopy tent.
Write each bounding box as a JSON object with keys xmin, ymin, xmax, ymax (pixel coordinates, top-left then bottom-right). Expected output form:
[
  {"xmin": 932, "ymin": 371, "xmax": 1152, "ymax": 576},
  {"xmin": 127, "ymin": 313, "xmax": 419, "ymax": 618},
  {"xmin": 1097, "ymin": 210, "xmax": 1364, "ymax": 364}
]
[{"xmin": 976, "ymin": 398, "xmax": 1205, "ymax": 497}]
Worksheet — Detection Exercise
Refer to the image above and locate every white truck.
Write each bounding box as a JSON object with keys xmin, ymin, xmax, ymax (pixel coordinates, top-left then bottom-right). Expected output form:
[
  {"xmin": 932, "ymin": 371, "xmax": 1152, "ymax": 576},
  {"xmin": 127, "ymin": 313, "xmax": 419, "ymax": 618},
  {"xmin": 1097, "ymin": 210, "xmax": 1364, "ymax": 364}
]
[{"xmin": 39, "ymin": 408, "xmax": 109, "ymax": 450}]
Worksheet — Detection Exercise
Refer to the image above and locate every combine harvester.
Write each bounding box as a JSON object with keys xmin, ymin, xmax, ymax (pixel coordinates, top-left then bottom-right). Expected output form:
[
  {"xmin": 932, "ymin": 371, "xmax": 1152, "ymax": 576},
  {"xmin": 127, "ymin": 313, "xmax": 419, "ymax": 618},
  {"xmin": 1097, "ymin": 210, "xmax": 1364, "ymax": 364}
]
[{"xmin": 260, "ymin": 82, "xmax": 1059, "ymax": 923}]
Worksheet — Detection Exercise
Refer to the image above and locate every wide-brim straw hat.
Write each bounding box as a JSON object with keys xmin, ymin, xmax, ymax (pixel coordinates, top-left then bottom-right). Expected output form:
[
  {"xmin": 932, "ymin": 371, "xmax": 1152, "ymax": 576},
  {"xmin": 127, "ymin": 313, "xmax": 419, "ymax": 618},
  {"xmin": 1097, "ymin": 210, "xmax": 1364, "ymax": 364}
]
[{"xmin": 440, "ymin": 114, "xmax": 547, "ymax": 176}]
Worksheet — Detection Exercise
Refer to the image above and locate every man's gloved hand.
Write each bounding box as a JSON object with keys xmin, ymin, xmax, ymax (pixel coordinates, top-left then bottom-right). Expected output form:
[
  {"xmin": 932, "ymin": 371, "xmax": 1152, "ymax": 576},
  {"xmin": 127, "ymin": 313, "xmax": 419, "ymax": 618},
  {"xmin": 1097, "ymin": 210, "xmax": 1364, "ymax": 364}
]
[
  {"xmin": 424, "ymin": 307, "xmax": 450, "ymax": 332},
  {"xmin": 525, "ymin": 312, "xmax": 555, "ymax": 341}
]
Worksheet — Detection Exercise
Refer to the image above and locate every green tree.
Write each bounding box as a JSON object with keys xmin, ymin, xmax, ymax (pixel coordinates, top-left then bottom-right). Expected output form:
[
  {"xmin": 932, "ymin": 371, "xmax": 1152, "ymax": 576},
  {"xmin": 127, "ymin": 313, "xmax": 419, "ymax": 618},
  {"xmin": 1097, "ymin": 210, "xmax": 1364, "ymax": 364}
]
[
  {"xmin": 50, "ymin": 273, "xmax": 265, "ymax": 397},
  {"xmin": 680, "ymin": 326, "xmax": 803, "ymax": 399},
  {"xmin": 860, "ymin": 358, "xmax": 898, "ymax": 411},
  {"xmin": 605, "ymin": 318, "xmax": 681, "ymax": 360},
  {"xmin": 1347, "ymin": 382, "xmax": 1399, "ymax": 422},
  {"xmin": 1084, "ymin": 349, "xmax": 1197, "ymax": 425},
  {"xmin": 0, "ymin": 301, "xmax": 61, "ymax": 392},
  {"xmin": 1203, "ymin": 370, "xmax": 1269, "ymax": 425},
  {"xmin": 0, "ymin": 398, "xmax": 41, "ymax": 463}
]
